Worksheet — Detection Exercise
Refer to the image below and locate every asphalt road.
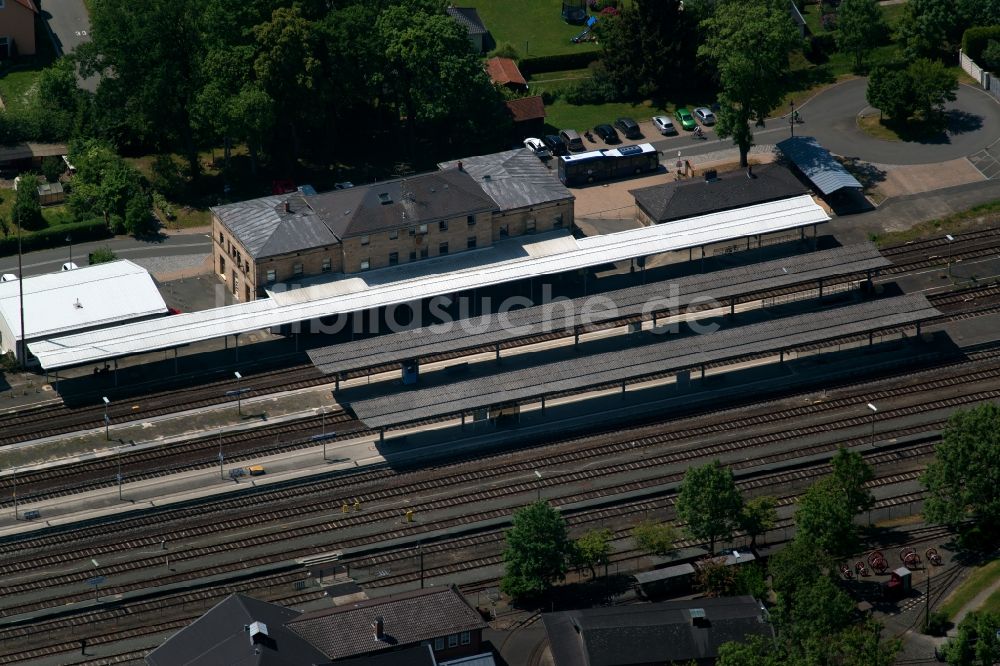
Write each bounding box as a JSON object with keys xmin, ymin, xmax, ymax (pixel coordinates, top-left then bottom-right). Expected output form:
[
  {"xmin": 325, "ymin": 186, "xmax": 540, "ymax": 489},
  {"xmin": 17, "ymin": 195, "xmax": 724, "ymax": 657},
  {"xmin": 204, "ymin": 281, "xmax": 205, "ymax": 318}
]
[
  {"xmin": 0, "ymin": 232, "xmax": 212, "ymax": 278},
  {"xmin": 39, "ymin": 0, "xmax": 98, "ymax": 92}
]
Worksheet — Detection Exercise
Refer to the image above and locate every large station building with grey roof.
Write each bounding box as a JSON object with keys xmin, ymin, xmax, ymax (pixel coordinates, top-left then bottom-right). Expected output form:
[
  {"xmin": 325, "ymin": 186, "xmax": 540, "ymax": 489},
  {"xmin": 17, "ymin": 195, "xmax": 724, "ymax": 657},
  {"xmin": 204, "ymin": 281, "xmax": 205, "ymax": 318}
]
[{"xmin": 212, "ymin": 149, "xmax": 574, "ymax": 300}]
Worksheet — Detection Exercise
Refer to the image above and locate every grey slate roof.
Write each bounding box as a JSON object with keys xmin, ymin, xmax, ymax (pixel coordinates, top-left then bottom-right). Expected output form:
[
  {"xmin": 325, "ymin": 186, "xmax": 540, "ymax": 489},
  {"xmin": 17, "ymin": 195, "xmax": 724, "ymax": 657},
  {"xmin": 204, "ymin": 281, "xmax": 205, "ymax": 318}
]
[
  {"xmin": 543, "ymin": 596, "xmax": 775, "ymax": 666},
  {"xmin": 439, "ymin": 148, "xmax": 574, "ymax": 212},
  {"xmin": 212, "ymin": 194, "xmax": 339, "ymax": 260},
  {"xmin": 777, "ymin": 135, "xmax": 864, "ymax": 195},
  {"xmin": 334, "ymin": 644, "xmax": 436, "ymax": 666},
  {"xmin": 145, "ymin": 593, "xmax": 329, "ymax": 666},
  {"xmin": 446, "ymin": 6, "xmax": 488, "ymax": 35},
  {"xmin": 629, "ymin": 163, "xmax": 807, "ymax": 223},
  {"xmin": 306, "ymin": 169, "xmax": 498, "ymax": 240},
  {"xmin": 288, "ymin": 585, "xmax": 486, "ymax": 661}
]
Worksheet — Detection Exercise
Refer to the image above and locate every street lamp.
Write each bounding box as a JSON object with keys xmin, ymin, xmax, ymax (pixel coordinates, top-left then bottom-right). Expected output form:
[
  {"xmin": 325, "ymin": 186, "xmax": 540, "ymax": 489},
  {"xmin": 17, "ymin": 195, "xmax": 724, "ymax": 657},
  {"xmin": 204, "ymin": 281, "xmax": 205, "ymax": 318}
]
[
  {"xmin": 66, "ymin": 234, "xmax": 73, "ymax": 267},
  {"xmin": 102, "ymin": 396, "xmax": 110, "ymax": 440},
  {"xmin": 225, "ymin": 371, "xmax": 247, "ymax": 417},
  {"xmin": 789, "ymin": 100, "xmax": 795, "ymax": 138},
  {"xmin": 867, "ymin": 402, "xmax": 878, "ymax": 446},
  {"xmin": 310, "ymin": 407, "xmax": 337, "ymax": 461},
  {"xmin": 945, "ymin": 234, "xmax": 955, "ymax": 277},
  {"xmin": 534, "ymin": 470, "xmax": 542, "ymax": 501}
]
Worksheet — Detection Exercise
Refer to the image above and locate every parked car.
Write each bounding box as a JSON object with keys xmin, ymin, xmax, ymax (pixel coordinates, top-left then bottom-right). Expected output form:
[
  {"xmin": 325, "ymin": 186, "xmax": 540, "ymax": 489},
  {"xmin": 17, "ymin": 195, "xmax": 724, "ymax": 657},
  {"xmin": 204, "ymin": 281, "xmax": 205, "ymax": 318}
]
[
  {"xmin": 652, "ymin": 115, "xmax": 677, "ymax": 135},
  {"xmin": 559, "ymin": 129, "xmax": 586, "ymax": 152},
  {"xmin": 613, "ymin": 117, "xmax": 642, "ymax": 140},
  {"xmin": 0, "ymin": 274, "xmax": 17, "ymax": 282},
  {"xmin": 694, "ymin": 107, "xmax": 717, "ymax": 125},
  {"xmin": 543, "ymin": 134, "xmax": 568, "ymax": 156},
  {"xmin": 594, "ymin": 124, "xmax": 621, "ymax": 144},
  {"xmin": 674, "ymin": 107, "xmax": 697, "ymax": 131},
  {"xmin": 523, "ymin": 137, "xmax": 551, "ymax": 158}
]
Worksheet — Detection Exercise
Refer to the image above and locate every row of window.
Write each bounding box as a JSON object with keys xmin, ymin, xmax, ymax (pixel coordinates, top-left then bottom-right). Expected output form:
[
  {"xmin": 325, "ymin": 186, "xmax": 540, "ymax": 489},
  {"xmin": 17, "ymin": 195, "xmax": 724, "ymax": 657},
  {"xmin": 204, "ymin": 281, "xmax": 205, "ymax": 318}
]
[
  {"xmin": 432, "ymin": 631, "xmax": 472, "ymax": 651},
  {"xmin": 357, "ymin": 237, "xmax": 479, "ymax": 271},
  {"xmin": 359, "ymin": 216, "xmax": 477, "ymax": 246},
  {"xmin": 263, "ymin": 257, "xmax": 333, "ymax": 284}
]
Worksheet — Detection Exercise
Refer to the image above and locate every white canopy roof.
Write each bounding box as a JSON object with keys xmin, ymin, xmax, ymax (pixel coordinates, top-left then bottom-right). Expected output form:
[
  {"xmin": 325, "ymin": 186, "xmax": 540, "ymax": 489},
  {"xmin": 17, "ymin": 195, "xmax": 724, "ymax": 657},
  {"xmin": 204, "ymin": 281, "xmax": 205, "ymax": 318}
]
[
  {"xmin": 28, "ymin": 195, "xmax": 828, "ymax": 369},
  {"xmin": 1, "ymin": 259, "xmax": 167, "ymax": 342}
]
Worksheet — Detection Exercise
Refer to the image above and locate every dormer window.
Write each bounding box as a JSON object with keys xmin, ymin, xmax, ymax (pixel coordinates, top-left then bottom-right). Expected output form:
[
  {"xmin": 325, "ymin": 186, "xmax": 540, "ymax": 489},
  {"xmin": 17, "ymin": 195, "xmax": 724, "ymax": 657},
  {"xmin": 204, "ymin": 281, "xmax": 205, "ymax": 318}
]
[{"xmin": 378, "ymin": 192, "xmax": 392, "ymax": 205}]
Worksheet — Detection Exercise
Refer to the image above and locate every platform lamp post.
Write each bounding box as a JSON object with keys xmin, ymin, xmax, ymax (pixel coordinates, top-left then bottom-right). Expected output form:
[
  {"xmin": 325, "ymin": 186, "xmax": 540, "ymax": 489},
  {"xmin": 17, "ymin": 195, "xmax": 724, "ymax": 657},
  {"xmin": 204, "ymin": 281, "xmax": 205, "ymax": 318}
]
[
  {"xmin": 945, "ymin": 234, "xmax": 954, "ymax": 277},
  {"xmin": 102, "ymin": 396, "xmax": 110, "ymax": 440},
  {"xmin": 12, "ymin": 467, "xmax": 17, "ymax": 520},
  {"xmin": 867, "ymin": 402, "xmax": 878, "ymax": 447},
  {"xmin": 225, "ymin": 371, "xmax": 248, "ymax": 417},
  {"xmin": 534, "ymin": 470, "xmax": 542, "ymax": 502},
  {"xmin": 311, "ymin": 408, "xmax": 337, "ymax": 461}
]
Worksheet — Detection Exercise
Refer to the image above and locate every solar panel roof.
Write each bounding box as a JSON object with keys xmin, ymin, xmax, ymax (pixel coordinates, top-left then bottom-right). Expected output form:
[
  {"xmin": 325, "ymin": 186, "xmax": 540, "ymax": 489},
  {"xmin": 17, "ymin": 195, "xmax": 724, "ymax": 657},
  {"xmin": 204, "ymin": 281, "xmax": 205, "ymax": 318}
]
[{"xmin": 346, "ymin": 294, "xmax": 939, "ymax": 428}]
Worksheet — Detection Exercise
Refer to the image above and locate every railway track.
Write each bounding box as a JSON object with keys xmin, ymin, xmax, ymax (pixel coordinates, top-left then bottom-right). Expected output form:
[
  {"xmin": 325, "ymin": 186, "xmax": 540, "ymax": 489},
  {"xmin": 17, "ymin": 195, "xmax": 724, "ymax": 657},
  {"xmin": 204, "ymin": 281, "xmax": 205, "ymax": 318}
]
[{"xmin": 2, "ymin": 228, "xmax": 998, "ymax": 450}]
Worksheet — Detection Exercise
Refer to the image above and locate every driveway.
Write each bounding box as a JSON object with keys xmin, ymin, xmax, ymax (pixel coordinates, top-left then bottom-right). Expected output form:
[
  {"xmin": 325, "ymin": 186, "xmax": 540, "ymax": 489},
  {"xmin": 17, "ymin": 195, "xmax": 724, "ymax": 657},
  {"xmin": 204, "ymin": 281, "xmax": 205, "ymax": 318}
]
[
  {"xmin": 39, "ymin": 0, "xmax": 98, "ymax": 92},
  {"xmin": 799, "ymin": 77, "xmax": 1000, "ymax": 165}
]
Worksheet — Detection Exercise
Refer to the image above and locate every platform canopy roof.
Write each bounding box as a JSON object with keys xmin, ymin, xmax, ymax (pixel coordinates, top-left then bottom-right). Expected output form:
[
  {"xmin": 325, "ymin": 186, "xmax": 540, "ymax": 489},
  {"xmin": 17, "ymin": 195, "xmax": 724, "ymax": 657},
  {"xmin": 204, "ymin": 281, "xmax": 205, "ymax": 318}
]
[
  {"xmin": 0, "ymin": 259, "xmax": 167, "ymax": 342},
  {"xmin": 777, "ymin": 136, "xmax": 863, "ymax": 195},
  {"xmin": 308, "ymin": 242, "xmax": 889, "ymax": 376},
  {"xmin": 345, "ymin": 294, "xmax": 939, "ymax": 428},
  {"xmin": 28, "ymin": 195, "xmax": 829, "ymax": 370}
]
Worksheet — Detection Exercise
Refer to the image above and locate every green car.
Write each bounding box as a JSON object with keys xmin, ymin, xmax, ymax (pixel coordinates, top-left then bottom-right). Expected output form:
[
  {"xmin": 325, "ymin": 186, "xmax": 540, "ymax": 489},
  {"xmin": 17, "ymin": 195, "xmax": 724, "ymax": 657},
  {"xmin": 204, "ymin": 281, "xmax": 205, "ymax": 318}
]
[{"xmin": 674, "ymin": 107, "xmax": 696, "ymax": 131}]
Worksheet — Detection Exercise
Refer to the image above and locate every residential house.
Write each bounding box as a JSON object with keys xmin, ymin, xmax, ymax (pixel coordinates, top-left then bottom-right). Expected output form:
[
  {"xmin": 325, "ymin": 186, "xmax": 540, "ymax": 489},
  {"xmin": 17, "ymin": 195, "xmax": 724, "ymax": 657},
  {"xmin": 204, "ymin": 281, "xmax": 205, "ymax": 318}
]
[
  {"xmin": 629, "ymin": 163, "xmax": 808, "ymax": 226},
  {"xmin": 542, "ymin": 596, "xmax": 775, "ymax": 666},
  {"xmin": 211, "ymin": 169, "xmax": 498, "ymax": 301},
  {"xmin": 0, "ymin": 0, "xmax": 37, "ymax": 58},
  {"xmin": 446, "ymin": 6, "xmax": 490, "ymax": 53}
]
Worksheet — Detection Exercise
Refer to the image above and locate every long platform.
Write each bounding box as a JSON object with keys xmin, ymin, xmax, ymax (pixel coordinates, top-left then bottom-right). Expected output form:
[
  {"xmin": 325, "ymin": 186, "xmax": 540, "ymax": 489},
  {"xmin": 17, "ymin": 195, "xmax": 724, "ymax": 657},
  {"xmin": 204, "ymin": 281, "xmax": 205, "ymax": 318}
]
[
  {"xmin": 28, "ymin": 195, "xmax": 828, "ymax": 371},
  {"xmin": 308, "ymin": 243, "xmax": 889, "ymax": 376},
  {"xmin": 345, "ymin": 293, "xmax": 940, "ymax": 429}
]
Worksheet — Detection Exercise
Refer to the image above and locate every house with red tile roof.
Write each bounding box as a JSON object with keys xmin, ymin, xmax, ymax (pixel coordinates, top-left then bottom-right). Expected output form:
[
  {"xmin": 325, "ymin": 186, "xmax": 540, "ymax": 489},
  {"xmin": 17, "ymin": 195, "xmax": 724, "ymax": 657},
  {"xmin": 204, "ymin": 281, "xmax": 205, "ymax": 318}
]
[{"xmin": 0, "ymin": 0, "xmax": 38, "ymax": 58}]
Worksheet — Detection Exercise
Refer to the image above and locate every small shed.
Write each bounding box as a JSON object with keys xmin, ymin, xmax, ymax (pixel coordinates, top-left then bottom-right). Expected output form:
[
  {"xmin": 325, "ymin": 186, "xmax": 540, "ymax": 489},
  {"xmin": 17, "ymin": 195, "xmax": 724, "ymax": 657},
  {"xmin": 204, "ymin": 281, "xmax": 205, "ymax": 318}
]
[
  {"xmin": 485, "ymin": 57, "xmax": 527, "ymax": 90},
  {"xmin": 504, "ymin": 95, "xmax": 546, "ymax": 137},
  {"xmin": 37, "ymin": 181, "xmax": 65, "ymax": 205}
]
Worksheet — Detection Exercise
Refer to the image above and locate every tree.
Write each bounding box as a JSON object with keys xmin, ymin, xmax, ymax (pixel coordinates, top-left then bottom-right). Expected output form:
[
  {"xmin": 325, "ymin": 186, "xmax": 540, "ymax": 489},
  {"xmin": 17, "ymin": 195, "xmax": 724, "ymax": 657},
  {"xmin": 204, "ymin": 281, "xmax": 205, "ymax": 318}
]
[
  {"xmin": 982, "ymin": 40, "xmax": 1000, "ymax": 73},
  {"xmin": 795, "ymin": 476, "xmax": 862, "ymax": 559},
  {"xmin": 631, "ymin": 520, "xmax": 678, "ymax": 557},
  {"xmin": 908, "ymin": 58, "xmax": 959, "ymax": 122},
  {"xmin": 13, "ymin": 174, "xmax": 44, "ymax": 231},
  {"xmin": 67, "ymin": 139, "xmax": 147, "ymax": 228},
  {"xmin": 699, "ymin": 0, "xmax": 800, "ymax": 167},
  {"xmin": 40, "ymin": 156, "xmax": 64, "ymax": 184},
  {"xmin": 694, "ymin": 557, "xmax": 737, "ymax": 596},
  {"xmin": 572, "ymin": 528, "xmax": 613, "ymax": 578},
  {"xmin": 958, "ymin": 0, "xmax": 1000, "ymax": 27},
  {"xmin": 716, "ymin": 636, "xmax": 788, "ymax": 666},
  {"xmin": 676, "ymin": 460, "xmax": 744, "ymax": 553},
  {"xmin": 942, "ymin": 611, "xmax": 1000, "ymax": 666},
  {"xmin": 739, "ymin": 495, "xmax": 778, "ymax": 549},
  {"xmin": 836, "ymin": 0, "xmax": 887, "ymax": 71},
  {"xmin": 830, "ymin": 447, "xmax": 875, "ymax": 515},
  {"xmin": 500, "ymin": 501, "xmax": 571, "ymax": 600},
  {"xmin": 89, "ymin": 247, "xmax": 118, "ymax": 264},
  {"xmin": 923, "ymin": 403, "xmax": 1000, "ymax": 528},
  {"xmin": 867, "ymin": 65, "xmax": 916, "ymax": 120},
  {"xmin": 897, "ymin": 0, "xmax": 962, "ymax": 60}
]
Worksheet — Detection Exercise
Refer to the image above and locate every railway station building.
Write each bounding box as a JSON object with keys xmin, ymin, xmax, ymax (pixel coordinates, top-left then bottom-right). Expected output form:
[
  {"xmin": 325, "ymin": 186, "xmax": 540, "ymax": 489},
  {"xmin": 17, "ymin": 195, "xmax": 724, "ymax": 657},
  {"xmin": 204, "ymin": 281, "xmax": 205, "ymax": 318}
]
[
  {"xmin": 211, "ymin": 151, "xmax": 573, "ymax": 301},
  {"xmin": 0, "ymin": 260, "xmax": 167, "ymax": 365}
]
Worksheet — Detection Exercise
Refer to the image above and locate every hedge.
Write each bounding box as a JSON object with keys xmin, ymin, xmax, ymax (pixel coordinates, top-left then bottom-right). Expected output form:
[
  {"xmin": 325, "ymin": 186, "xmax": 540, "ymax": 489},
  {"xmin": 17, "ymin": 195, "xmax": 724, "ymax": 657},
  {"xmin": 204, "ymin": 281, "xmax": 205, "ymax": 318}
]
[
  {"xmin": 0, "ymin": 218, "xmax": 110, "ymax": 257},
  {"xmin": 519, "ymin": 50, "xmax": 601, "ymax": 76},
  {"xmin": 962, "ymin": 26, "xmax": 1000, "ymax": 63}
]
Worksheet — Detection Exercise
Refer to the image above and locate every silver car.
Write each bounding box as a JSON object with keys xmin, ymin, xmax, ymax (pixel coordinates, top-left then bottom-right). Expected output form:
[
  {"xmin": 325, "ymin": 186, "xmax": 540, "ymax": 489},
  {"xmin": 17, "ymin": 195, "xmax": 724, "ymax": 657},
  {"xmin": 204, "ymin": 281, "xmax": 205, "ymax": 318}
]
[
  {"xmin": 523, "ymin": 137, "xmax": 551, "ymax": 158},
  {"xmin": 652, "ymin": 115, "xmax": 677, "ymax": 135},
  {"xmin": 694, "ymin": 107, "xmax": 716, "ymax": 125}
]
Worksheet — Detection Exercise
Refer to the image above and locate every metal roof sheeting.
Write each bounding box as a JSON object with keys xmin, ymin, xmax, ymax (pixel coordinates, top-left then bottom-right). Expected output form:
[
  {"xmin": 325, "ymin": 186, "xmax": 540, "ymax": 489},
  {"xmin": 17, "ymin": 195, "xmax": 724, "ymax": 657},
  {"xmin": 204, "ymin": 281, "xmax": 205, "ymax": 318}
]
[
  {"xmin": 438, "ymin": 148, "xmax": 573, "ymax": 212},
  {"xmin": 0, "ymin": 260, "xmax": 167, "ymax": 341},
  {"xmin": 308, "ymin": 243, "xmax": 889, "ymax": 375},
  {"xmin": 777, "ymin": 136, "xmax": 863, "ymax": 195},
  {"xmin": 346, "ymin": 294, "xmax": 939, "ymax": 428},
  {"xmin": 28, "ymin": 196, "xmax": 829, "ymax": 370}
]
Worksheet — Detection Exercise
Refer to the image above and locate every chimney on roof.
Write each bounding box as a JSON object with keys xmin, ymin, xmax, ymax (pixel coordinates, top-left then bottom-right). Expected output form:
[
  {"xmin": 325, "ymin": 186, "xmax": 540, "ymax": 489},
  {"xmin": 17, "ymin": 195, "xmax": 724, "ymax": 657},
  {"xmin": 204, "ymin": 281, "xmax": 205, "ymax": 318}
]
[
  {"xmin": 457, "ymin": 160, "xmax": 464, "ymax": 172},
  {"xmin": 246, "ymin": 621, "xmax": 269, "ymax": 645},
  {"xmin": 283, "ymin": 201, "xmax": 291, "ymax": 214},
  {"xmin": 690, "ymin": 609, "xmax": 710, "ymax": 628},
  {"xmin": 373, "ymin": 617, "xmax": 385, "ymax": 642}
]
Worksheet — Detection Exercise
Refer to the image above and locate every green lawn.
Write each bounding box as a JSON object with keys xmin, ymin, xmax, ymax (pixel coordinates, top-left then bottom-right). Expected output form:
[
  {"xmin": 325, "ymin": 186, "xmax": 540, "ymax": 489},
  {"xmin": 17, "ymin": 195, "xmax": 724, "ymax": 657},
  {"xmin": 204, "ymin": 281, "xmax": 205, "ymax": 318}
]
[
  {"xmin": 544, "ymin": 99, "xmax": 667, "ymax": 134},
  {"xmin": 0, "ymin": 14, "xmax": 58, "ymax": 112},
  {"xmin": 939, "ymin": 558, "xmax": 1000, "ymax": 620},
  {"xmin": 466, "ymin": 0, "xmax": 600, "ymax": 58}
]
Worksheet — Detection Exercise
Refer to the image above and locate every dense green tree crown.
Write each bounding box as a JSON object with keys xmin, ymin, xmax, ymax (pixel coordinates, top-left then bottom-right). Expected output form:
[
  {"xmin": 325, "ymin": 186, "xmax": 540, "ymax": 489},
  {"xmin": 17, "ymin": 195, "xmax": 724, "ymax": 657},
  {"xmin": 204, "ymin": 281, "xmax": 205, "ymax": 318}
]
[
  {"xmin": 836, "ymin": 0, "xmax": 887, "ymax": 71},
  {"xmin": 923, "ymin": 403, "xmax": 1000, "ymax": 527},
  {"xmin": 13, "ymin": 174, "xmax": 44, "ymax": 232},
  {"xmin": 794, "ymin": 447, "xmax": 874, "ymax": 560},
  {"xmin": 631, "ymin": 520, "xmax": 678, "ymax": 557},
  {"xmin": 698, "ymin": 0, "xmax": 799, "ymax": 167},
  {"xmin": 943, "ymin": 611, "xmax": 1000, "ymax": 666},
  {"xmin": 500, "ymin": 501, "xmax": 571, "ymax": 600},
  {"xmin": 67, "ymin": 139, "xmax": 153, "ymax": 235},
  {"xmin": 676, "ymin": 459, "xmax": 743, "ymax": 552},
  {"xmin": 571, "ymin": 528, "xmax": 613, "ymax": 578}
]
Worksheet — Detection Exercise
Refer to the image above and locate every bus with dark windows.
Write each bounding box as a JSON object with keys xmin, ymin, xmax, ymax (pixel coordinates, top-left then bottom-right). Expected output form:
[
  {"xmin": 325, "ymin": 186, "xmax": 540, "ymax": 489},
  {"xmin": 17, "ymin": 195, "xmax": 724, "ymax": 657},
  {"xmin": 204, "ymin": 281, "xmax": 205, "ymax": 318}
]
[{"xmin": 557, "ymin": 143, "xmax": 660, "ymax": 186}]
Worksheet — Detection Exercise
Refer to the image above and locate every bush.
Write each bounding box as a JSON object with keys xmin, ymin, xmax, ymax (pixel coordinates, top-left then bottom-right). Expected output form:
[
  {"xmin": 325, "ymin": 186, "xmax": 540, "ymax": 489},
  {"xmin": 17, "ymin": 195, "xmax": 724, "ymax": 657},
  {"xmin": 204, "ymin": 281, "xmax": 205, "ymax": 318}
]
[
  {"xmin": 13, "ymin": 174, "xmax": 44, "ymax": 231},
  {"xmin": 88, "ymin": 246, "xmax": 117, "ymax": 264},
  {"xmin": 0, "ymin": 218, "xmax": 109, "ymax": 257},
  {"xmin": 821, "ymin": 13, "xmax": 837, "ymax": 31},
  {"xmin": 982, "ymin": 40, "xmax": 1000, "ymax": 73},
  {"xmin": 563, "ymin": 62, "xmax": 619, "ymax": 104},
  {"xmin": 924, "ymin": 611, "xmax": 952, "ymax": 637},
  {"xmin": 488, "ymin": 42, "xmax": 521, "ymax": 62},
  {"xmin": 962, "ymin": 26, "xmax": 1000, "ymax": 63},
  {"xmin": 40, "ymin": 156, "xmax": 64, "ymax": 184},
  {"xmin": 518, "ymin": 51, "xmax": 601, "ymax": 76}
]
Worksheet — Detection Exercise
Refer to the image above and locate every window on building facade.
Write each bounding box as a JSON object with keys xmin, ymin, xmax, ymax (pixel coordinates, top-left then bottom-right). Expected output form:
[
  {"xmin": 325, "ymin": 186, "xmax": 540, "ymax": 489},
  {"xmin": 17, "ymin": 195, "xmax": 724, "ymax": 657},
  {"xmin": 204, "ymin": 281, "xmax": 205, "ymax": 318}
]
[
  {"xmin": 389, "ymin": 229, "xmax": 398, "ymax": 240},
  {"xmin": 266, "ymin": 269, "xmax": 276, "ymax": 282},
  {"xmin": 219, "ymin": 231, "xmax": 224, "ymax": 243},
  {"xmin": 361, "ymin": 235, "xmax": 370, "ymax": 246},
  {"xmin": 439, "ymin": 220, "xmax": 448, "ymax": 231},
  {"xmin": 461, "ymin": 631, "xmax": 471, "ymax": 645},
  {"xmin": 419, "ymin": 223, "xmax": 428, "ymax": 234},
  {"xmin": 322, "ymin": 257, "xmax": 331, "ymax": 272},
  {"xmin": 360, "ymin": 258, "xmax": 370, "ymax": 271},
  {"xmin": 389, "ymin": 252, "xmax": 398, "ymax": 265},
  {"xmin": 244, "ymin": 261, "xmax": 250, "ymax": 273},
  {"xmin": 439, "ymin": 242, "xmax": 448, "ymax": 255},
  {"xmin": 293, "ymin": 263, "xmax": 303, "ymax": 276},
  {"xmin": 554, "ymin": 214, "xmax": 564, "ymax": 228},
  {"xmin": 420, "ymin": 247, "xmax": 429, "ymax": 259},
  {"xmin": 526, "ymin": 218, "xmax": 536, "ymax": 233},
  {"xmin": 219, "ymin": 256, "xmax": 226, "ymax": 275},
  {"xmin": 448, "ymin": 634, "xmax": 458, "ymax": 648},
  {"xmin": 409, "ymin": 251, "xmax": 417, "ymax": 262},
  {"xmin": 467, "ymin": 215, "xmax": 476, "ymax": 226},
  {"xmin": 499, "ymin": 225, "xmax": 509, "ymax": 238},
  {"xmin": 434, "ymin": 638, "xmax": 445, "ymax": 651},
  {"xmin": 467, "ymin": 236, "xmax": 476, "ymax": 249}
]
